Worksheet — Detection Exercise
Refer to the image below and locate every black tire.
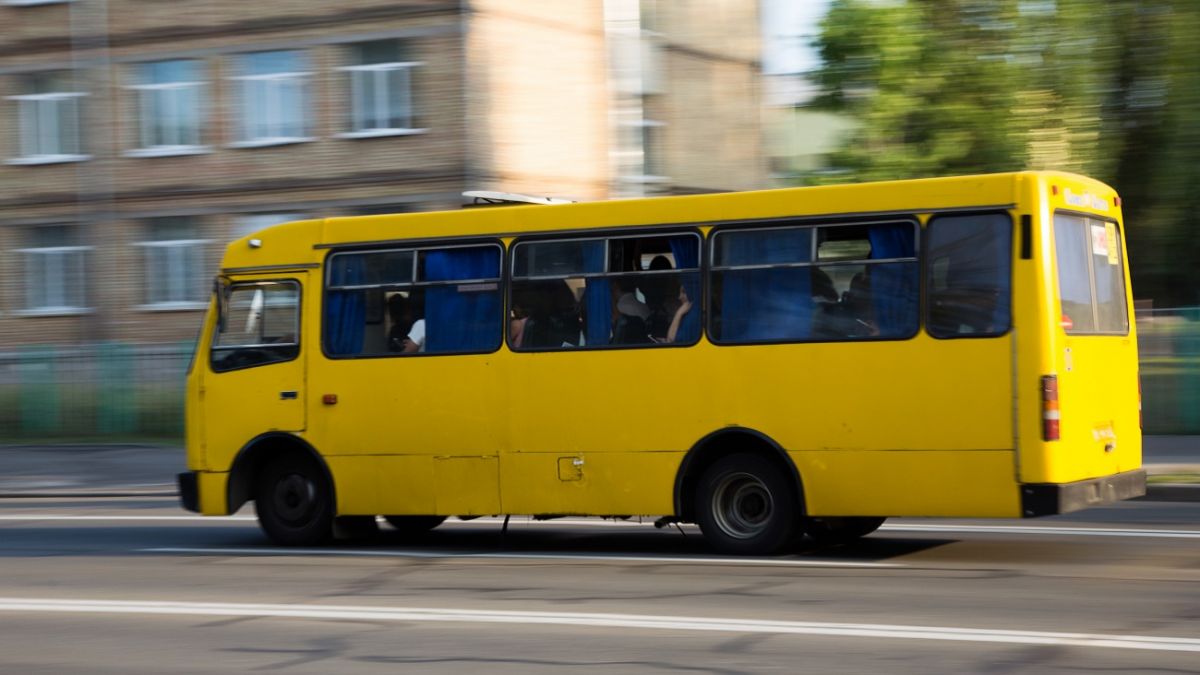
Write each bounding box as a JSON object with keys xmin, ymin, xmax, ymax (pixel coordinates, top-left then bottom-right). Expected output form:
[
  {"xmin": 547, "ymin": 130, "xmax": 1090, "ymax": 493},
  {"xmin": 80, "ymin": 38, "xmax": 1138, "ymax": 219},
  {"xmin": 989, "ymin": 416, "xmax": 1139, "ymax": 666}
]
[
  {"xmin": 383, "ymin": 515, "xmax": 447, "ymax": 537},
  {"xmin": 694, "ymin": 453, "xmax": 802, "ymax": 555},
  {"xmin": 804, "ymin": 517, "xmax": 886, "ymax": 546},
  {"xmin": 255, "ymin": 454, "xmax": 334, "ymax": 546}
]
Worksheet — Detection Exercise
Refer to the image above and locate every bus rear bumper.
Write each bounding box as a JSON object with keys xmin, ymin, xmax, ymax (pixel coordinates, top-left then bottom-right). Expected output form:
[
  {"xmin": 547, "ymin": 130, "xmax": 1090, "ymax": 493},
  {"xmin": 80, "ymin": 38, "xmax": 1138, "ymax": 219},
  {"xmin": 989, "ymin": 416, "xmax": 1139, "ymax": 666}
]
[{"xmin": 1020, "ymin": 469, "xmax": 1147, "ymax": 517}]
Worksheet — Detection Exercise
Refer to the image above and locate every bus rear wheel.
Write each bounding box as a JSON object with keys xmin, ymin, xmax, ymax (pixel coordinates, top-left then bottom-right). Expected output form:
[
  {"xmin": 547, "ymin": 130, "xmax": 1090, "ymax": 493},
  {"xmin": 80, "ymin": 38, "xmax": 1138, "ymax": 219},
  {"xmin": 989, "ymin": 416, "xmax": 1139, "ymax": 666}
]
[
  {"xmin": 695, "ymin": 453, "xmax": 801, "ymax": 555},
  {"xmin": 383, "ymin": 515, "xmax": 447, "ymax": 537},
  {"xmin": 255, "ymin": 454, "xmax": 334, "ymax": 546},
  {"xmin": 804, "ymin": 517, "xmax": 886, "ymax": 546}
]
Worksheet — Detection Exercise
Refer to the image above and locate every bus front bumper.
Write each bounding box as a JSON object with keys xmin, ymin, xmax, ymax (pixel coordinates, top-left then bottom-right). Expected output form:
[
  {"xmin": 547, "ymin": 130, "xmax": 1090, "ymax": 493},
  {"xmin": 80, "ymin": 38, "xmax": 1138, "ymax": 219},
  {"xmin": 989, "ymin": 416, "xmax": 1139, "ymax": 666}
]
[
  {"xmin": 177, "ymin": 472, "xmax": 199, "ymax": 513},
  {"xmin": 1020, "ymin": 468, "xmax": 1146, "ymax": 517},
  {"xmin": 177, "ymin": 471, "xmax": 230, "ymax": 515}
]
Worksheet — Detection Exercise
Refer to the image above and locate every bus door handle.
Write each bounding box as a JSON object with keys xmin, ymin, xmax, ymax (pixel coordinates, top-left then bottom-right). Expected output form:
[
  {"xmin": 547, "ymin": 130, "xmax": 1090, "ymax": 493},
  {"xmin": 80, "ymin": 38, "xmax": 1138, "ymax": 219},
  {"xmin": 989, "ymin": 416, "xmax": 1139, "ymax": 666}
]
[{"xmin": 279, "ymin": 391, "xmax": 298, "ymax": 400}]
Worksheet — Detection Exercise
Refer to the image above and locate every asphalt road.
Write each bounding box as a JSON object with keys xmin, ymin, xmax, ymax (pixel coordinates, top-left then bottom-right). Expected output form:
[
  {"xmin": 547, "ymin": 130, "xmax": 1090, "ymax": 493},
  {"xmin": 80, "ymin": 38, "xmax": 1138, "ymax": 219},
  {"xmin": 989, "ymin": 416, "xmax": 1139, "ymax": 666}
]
[{"xmin": 0, "ymin": 497, "xmax": 1197, "ymax": 673}]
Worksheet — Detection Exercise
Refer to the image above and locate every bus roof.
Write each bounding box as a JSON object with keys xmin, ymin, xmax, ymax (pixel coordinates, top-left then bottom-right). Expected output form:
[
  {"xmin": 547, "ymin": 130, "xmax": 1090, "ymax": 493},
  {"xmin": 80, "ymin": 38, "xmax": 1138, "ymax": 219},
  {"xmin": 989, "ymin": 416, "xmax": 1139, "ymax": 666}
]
[{"xmin": 219, "ymin": 171, "xmax": 1119, "ymax": 273}]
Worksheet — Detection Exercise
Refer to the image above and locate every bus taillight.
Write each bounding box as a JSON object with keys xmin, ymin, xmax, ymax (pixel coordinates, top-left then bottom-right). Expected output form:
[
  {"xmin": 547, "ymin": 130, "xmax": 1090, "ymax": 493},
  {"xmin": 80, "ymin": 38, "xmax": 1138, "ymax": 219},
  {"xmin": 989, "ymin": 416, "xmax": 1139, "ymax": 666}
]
[{"xmin": 1042, "ymin": 375, "xmax": 1060, "ymax": 441}]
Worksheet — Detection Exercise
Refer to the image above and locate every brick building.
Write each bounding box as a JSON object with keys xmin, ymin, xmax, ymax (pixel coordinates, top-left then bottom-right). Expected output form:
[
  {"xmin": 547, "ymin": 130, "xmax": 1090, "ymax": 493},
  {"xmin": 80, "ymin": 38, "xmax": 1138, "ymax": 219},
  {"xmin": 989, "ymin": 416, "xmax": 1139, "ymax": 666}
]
[{"xmin": 0, "ymin": 0, "xmax": 766, "ymax": 348}]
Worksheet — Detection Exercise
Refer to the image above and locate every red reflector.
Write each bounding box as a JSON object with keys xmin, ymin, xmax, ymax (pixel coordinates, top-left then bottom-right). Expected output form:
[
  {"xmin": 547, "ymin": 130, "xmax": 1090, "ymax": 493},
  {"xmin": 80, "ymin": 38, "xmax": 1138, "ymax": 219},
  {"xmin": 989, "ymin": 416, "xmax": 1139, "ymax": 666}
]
[
  {"xmin": 1044, "ymin": 418, "xmax": 1060, "ymax": 440},
  {"xmin": 1041, "ymin": 375, "xmax": 1060, "ymax": 442},
  {"xmin": 1051, "ymin": 185, "xmax": 1059, "ymax": 195},
  {"xmin": 322, "ymin": 394, "xmax": 338, "ymax": 405},
  {"xmin": 1114, "ymin": 196, "xmax": 1122, "ymax": 207}
]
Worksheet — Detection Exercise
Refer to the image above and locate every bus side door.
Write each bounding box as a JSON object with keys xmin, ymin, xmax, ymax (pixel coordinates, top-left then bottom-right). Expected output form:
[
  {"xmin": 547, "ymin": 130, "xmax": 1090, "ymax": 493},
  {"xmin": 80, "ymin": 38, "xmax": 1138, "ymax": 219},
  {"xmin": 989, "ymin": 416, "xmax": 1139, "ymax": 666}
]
[{"xmin": 204, "ymin": 276, "xmax": 307, "ymax": 470}]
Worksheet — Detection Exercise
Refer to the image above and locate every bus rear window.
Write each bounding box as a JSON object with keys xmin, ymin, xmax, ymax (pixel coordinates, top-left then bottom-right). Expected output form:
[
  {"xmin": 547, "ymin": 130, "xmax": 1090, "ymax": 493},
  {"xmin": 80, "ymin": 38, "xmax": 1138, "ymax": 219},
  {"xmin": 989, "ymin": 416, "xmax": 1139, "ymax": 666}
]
[{"xmin": 1053, "ymin": 213, "xmax": 1128, "ymax": 334}]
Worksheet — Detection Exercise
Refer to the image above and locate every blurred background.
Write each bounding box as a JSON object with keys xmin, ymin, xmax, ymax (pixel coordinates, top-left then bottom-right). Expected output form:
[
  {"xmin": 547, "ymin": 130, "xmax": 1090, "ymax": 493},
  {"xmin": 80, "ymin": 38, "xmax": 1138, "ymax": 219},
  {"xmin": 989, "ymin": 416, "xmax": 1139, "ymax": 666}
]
[{"xmin": 0, "ymin": 0, "xmax": 1197, "ymax": 441}]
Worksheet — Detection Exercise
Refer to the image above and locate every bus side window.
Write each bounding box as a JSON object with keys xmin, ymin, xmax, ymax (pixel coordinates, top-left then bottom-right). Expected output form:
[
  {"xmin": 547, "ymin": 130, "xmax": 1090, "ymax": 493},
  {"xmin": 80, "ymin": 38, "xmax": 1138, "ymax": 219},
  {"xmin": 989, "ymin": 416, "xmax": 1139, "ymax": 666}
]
[
  {"xmin": 211, "ymin": 281, "xmax": 300, "ymax": 372},
  {"xmin": 324, "ymin": 244, "xmax": 503, "ymax": 357},
  {"xmin": 925, "ymin": 213, "xmax": 1013, "ymax": 338}
]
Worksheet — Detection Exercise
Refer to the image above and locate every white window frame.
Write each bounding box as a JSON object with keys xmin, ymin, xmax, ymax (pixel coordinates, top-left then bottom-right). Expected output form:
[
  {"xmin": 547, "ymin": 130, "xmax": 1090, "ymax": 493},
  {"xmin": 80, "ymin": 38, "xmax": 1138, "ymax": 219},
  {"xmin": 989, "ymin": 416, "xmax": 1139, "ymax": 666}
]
[
  {"xmin": 616, "ymin": 118, "xmax": 667, "ymax": 184},
  {"xmin": 5, "ymin": 92, "xmax": 90, "ymax": 165},
  {"xmin": 135, "ymin": 237, "xmax": 211, "ymax": 310},
  {"xmin": 126, "ymin": 73, "xmax": 207, "ymax": 157},
  {"xmin": 337, "ymin": 61, "xmax": 426, "ymax": 138},
  {"xmin": 229, "ymin": 63, "xmax": 313, "ymax": 148},
  {"xmin": 16, "ymin": 245, "xmax": 90, "ymax": 315}
]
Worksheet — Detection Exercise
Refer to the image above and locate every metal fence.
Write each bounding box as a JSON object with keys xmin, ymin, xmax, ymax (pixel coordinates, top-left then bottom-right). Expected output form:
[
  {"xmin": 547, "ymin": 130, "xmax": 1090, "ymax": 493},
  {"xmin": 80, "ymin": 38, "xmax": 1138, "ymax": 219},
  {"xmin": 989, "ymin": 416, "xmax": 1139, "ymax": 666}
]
[
  {"xmin": 2, "ymin": 311, "xmax": 1199, "ymax": 441},
  {"xmin": 1138, "ymin": 307, "xmax": 1200, "ymax": 434},
  {"xmin": 0, "ymin": 342, "xmax": 193, "ymax": 441}
]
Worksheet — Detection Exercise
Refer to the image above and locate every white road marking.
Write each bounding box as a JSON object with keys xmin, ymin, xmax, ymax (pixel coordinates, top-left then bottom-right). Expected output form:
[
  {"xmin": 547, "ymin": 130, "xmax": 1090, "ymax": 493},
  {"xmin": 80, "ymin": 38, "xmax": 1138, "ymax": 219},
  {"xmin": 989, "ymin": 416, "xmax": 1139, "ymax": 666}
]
[
  {"xmin": 141, "ymin": 547, "xmax": 902, "ymax": 568},
  {"xmin": 0, "ymin": 597, "xmax": 1196, "ymax": 653},
  {"xmin": 4, "ymin": 514, "xmax": 1199, "ymax": 540},
  {"xmin": 881, "ymin": 524, "xmax": 1200, "ymax": 540},
  {"xmin": 0, "ymin": 515, "xmax": 256, "ymax": 522}
]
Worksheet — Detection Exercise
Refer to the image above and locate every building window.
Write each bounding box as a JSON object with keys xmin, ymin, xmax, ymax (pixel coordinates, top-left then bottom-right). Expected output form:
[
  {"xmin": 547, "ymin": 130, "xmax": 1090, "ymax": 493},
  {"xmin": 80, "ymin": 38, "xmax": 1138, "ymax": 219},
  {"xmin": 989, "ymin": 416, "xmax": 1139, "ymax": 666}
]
[
  {"xmin": 340, "ymin": 40, "xmax": 422, "ymax": 137},
  {"xmin": 19, "ymin": 226, "xmax": 88, "ymax": 313},
  {"xmin": 6, "ymin": 71, "xmax": 87, "ymax": 164},
  {"xmin": 128, "ymin": 60, "xmax": 204, "ymax": 156},
  {"xmin": 232, "ymin": 213, "xmax": 305, "ymax": 241},
  {"xmin": 138, "ymin": 218, "xmax": 209, "ymax": 308},
  {"xmin": 231, "ymin": 51, "xmax": 310, "ymax": 147}
]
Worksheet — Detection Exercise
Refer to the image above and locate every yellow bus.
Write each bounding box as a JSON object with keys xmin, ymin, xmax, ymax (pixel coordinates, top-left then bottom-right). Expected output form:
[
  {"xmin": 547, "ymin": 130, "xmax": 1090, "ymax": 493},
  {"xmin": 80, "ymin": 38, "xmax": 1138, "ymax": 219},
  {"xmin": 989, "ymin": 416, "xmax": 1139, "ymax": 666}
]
[{"xmin": 178, "ymin": 171, "xmax": 1145, "ymax": 554}]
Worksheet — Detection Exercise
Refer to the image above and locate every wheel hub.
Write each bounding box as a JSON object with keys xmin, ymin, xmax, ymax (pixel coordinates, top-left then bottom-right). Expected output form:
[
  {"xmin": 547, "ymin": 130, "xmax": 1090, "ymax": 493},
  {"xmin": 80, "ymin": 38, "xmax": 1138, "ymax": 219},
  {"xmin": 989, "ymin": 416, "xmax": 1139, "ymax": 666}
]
[{"xmin": 712, "ymin": 472, "xmax": 774, "ymax": 539}]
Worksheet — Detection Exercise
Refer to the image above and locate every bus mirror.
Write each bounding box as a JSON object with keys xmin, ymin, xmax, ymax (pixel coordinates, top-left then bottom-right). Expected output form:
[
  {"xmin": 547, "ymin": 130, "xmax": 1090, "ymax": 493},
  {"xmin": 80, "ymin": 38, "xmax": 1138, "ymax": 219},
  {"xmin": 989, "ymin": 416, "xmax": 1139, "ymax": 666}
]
[{"xmin": 213, "ymin": 277, "xmax": 228, "ymax": 333}]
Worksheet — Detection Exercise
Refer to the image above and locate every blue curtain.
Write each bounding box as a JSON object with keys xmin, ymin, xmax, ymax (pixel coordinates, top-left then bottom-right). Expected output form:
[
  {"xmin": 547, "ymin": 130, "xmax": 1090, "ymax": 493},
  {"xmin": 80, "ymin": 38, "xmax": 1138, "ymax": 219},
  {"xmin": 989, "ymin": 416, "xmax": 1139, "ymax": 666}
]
[
  {"xmin": 325, "ymin": 256, "xmax": 366, "ymax": 356},
  {"xmin": 425, "ymin": 247, "xmax": 502, "ymax": 353},
  {"xmin": 668, "ymin": 235, "xmax": 700, "ymax": 342},
  {"xmin": 719, "ymin": 229, "xmax": 812, "ymax": 342},
  {"xmin": 582, "ymin": 241, "xmax": 610, "ymax": 346},
  {"xmin": 867, "ymin": 225, "xmax": 918, "ymax": 337}
]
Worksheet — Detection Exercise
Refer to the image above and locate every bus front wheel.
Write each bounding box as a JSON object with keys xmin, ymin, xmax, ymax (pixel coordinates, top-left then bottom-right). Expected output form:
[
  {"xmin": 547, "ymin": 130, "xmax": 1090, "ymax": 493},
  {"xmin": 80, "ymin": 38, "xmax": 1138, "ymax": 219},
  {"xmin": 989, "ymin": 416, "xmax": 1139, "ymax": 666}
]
[
  {"xmin": 383, "ymin": 515, "xmax": 447, "ymax": 537},
  {"xmin": 255, "ymin": 454, "xmax": 334, "ymax": 546},
  {"xmin": 695, "ymin": 453, "xmax": 801, "ymax": 555}
]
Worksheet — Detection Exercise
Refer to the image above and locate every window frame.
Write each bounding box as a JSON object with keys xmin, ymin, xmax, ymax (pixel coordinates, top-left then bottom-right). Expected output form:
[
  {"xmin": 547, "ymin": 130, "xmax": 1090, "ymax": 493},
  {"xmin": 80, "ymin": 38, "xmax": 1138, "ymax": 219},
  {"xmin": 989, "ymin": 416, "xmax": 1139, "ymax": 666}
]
[
  {"xmin": 228, "ymin": 51, "xmax": 313, "ymax": 148},
  {"xmin": 209, "ymin": 279, "xmax": 302, "ymax": 373},
  {"xmin": 922, "ymin": 210, "xmax": 1015, "ymax": 341},
  {"xmin": 135, "ymin": 234, "xmax": 212, "ymax": 311},
  {"xmin": 337, "ymin": 58, "xmax": 426, "ymax": 138},
  {"xmin": 707, "ymin": 218, "xmax": 921, "ymax": 347},
  {"xmin": 125, "ymin": 60, "xmax": 207, "ymax": 157},
  {"xmin": 1052, "ymin": 210, "xmax": 1130, "ymax": 337},
  {"xmin": 508, "ymin": 228, "xmax": 703, "ymax": 352},
  {"xmin": 6, "ymin": 88, "xmax": 89, "ymax": 165},
  {"xmin": 322, "ymin": 240, "xmax": 506, "ymax": 360},
  {"xmin": 16, "ymin": 242, "xmax": 91, "ymax": 315}
]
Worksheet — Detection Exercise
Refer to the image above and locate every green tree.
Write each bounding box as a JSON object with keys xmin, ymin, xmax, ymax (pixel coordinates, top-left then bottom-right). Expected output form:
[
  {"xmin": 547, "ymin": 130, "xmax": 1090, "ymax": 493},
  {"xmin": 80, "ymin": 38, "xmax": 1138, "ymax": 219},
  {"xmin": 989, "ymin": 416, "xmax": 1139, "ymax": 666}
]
[{"xmin": 811, "ymin": 0, "xmax": 1200, "ymax": 304}]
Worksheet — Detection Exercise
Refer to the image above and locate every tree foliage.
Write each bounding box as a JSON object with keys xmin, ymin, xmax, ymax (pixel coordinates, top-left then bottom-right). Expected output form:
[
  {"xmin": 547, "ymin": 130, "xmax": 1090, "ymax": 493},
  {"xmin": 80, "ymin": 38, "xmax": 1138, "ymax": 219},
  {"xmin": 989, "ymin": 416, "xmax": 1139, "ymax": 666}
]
[{"xmin": 810, "ymin": 0, "xmax": 1200, "ymax": 304}]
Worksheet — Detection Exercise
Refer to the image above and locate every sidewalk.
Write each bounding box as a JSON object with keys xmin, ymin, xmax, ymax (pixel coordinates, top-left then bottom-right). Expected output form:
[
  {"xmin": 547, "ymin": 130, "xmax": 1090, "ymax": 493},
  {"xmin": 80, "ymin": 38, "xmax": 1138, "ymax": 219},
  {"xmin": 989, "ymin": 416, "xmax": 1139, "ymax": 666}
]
[
  {"xmin": 0, "ymin": 444, "xmax": 183, "ymax": 497},
  {"xmin": 0, "ymin": 439, "xmax": 1196, "ymax": 501}
]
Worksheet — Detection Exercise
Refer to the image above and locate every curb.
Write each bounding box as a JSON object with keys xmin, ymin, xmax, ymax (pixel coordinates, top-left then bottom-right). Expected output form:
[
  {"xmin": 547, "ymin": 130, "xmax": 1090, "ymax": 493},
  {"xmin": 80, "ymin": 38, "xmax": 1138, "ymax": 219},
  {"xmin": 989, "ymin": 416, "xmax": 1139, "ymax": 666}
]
[{"xmin": 0, "ymin": 486, "xmax": 177, "ymax": 499}]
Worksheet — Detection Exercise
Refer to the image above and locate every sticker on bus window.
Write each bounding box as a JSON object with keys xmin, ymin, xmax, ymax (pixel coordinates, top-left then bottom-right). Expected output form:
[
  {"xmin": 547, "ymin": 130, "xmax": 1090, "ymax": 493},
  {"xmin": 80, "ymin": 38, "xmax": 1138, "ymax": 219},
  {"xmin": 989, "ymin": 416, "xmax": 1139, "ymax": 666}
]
[
  {"xmin": 1090, "ymin": 224, "xmax": 1108, "ymax": 257},
  {"xmin": 1104, "ymin": 223, "xmax": 1118, "ymax": 265}
]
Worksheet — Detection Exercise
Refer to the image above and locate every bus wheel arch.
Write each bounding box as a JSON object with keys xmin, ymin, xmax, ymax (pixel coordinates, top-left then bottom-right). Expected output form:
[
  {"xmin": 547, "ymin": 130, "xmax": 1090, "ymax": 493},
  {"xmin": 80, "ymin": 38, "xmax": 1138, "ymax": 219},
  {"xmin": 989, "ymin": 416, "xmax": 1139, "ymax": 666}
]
[
  {"xmin": 227, "ymin": 434, "xmax": 337, "ymax": 541},
  {"xmin": 675, "ymin": 428, "xmax": 807, "ymax": 526}
]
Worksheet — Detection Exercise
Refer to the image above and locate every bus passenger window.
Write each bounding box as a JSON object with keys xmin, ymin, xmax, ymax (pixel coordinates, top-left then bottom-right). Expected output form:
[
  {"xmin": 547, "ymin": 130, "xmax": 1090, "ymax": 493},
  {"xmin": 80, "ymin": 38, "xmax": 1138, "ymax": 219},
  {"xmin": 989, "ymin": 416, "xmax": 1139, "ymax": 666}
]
[
  {"xmin": 510, "ymin": 233, "xmax": 700, "ymax": 350},
  {"xmin": 324, "ymin": 244, "xmax": 503, "ymax": 357},
  {"xmin": 211, "ymin": 281, "xmax": 300, "ymax": 372},
  {"xmin": 711, "ymin": 222, "xmax": 917, "ymax": 344},
  {"xmin": 925, "ymin": 213, "xmax": 1012, "ymax": 338}
]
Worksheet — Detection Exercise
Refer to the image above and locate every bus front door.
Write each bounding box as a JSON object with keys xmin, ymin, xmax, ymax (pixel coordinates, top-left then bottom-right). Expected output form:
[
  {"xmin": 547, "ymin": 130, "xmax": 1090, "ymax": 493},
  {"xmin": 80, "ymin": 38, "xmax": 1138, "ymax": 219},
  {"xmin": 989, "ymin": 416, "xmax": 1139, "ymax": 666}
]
[{"xmin": 204, "ymin": 277, "xmax": 307, "ymax": 469}]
